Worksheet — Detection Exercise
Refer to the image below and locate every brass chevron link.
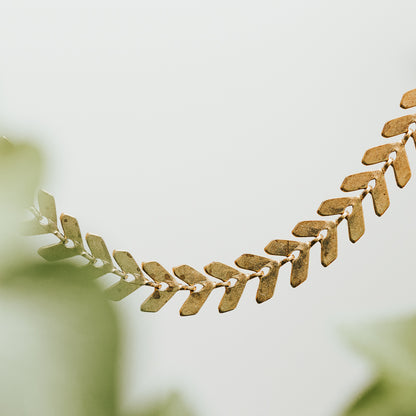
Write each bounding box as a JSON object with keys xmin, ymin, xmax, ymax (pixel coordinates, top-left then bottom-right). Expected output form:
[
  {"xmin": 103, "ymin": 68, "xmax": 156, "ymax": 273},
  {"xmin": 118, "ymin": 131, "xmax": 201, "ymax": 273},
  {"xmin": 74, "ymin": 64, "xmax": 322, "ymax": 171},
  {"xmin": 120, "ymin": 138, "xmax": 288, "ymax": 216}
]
[
  {"xmin": 173, "ymin": 265, "xmax": 216, "ymax": 316},
  {"xmin": 13, "ymin": 88, "xmax": 416, "ymax": 315},
  {"xmin": 105, "ymin": 251, "xmax": 146, "ymax": 301},
  {"xmin": 292, "ymin": 221, "xmax": 338, "ymax": 267},
  {"xmin": 234, "ymin": 254, "xmax": 280, "ymax": 303},
  {"xmin": 341, "ymin": 170, "xmax": 390, "ymax": 216},
  {"xmin": 204, "ymin": 262, "xmax": 250, "ymax": 312},
  {"xmin": 140, "ymin": 262, "xmax": 180, "ymax": 312},
  {"xmin": 317, "ymin": 197, "xmax": 365, "ymax": 243},
  {"xmin": 264, "ymin": 240, "xmax": 310, "ymax": 287},
  {"xmin": 382, "ymin": 114, "xmax": 416, "ymax": 138},
  {"xmin": 24, "ymin": 190, "xmax": 58, "ymax": 235},
  {"xmin": 38, "ymin": 214, "xmax": 85, "ymax": 260},
  {"xmin": 362, "ymin": 142, "xmax": 411, "ymax": 188}
]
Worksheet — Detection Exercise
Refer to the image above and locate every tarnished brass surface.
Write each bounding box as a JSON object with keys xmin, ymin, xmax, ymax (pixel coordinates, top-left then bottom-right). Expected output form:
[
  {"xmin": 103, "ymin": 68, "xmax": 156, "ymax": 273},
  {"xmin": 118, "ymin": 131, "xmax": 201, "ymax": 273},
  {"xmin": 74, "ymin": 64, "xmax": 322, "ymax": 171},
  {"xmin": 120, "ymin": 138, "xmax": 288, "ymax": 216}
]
[
  {"xmin": 401, "ymin": 89, "xmax": 416, "ymax": 109},
  {"xmin": 362, "ymin": 142, "xmax": 411, "ymax": 188},
  {"xmin": 18, "ymin": 88, "xmax": 416, "ymax": 315},
  {"xmin": 204, "ymin": 262, "xmax": 249, "ymax": 312},
  {"xmin": 140, "ymin": 262, "xmax": 180, "ymax": 312},
  {"xmin": 318, "ymin": 197, "xmax": 364, "ymax": 243},
  {"xmin": 341, "ymin": 171, "xmax": 390, "ymax": 216},
  {"xmin": 173, "ymin": 265, "xmax": 216, "ymax": 316},
  {"xmin": 382, "ymin": 114, "xmax": 416, "ymax": 138},
  {"xmin": 292, "ymin": 221, "xmax": 337, "ymax": 267},
  {"xmin": 235, "ymin": 254, "xmax": 280, "ymax": 303},
  {"xmin": 38, "ymin": 214, "xmax": 84, "ymax": 260},
  {"xmin": 264, "ymin": 240, "xmax": 310, "ymax": 287},
  {"xmin": 105, "ymin": 251, "xmax": 145, "ymax": 301}
]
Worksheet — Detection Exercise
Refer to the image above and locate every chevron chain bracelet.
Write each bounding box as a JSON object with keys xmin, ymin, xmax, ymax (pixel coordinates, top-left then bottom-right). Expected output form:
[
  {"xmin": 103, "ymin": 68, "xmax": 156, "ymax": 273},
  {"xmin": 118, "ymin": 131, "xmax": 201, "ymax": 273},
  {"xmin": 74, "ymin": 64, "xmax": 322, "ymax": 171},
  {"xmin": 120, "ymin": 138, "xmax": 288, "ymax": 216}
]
[{"xmin": 15, "ymin": 88, "xmax": 416, "ymax": 316}]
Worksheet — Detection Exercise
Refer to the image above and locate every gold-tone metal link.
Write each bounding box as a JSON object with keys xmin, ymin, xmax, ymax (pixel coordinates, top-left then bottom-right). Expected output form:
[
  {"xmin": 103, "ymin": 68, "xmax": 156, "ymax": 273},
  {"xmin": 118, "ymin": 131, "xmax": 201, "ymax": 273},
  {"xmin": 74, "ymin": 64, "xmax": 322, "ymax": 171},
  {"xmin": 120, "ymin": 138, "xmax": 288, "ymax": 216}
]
[
  {"xmin": 318, "ymin": 197, "xmax": 365, "ymax": 243},
  {"xmin": 38, "ymin": 189, "xmax": 58, "ymax": 224},
  {"xmin": 173, "ymin": 265, "xmax": 215, "ymax": 316},
  {"xmin": 382, "ymin": 114, "xmax": 416, "ymax": 138},
  {"xmin": 179, "ymin": 285, "xmax": 197, "ymax": 291},
  {"xmin": 205, "ymin": 262, "xmax": 250, "ymax": 313},
  {"xmin": 292, "ymin": 220, "xmax": 338, "ymax": 267},
  {"xmin": 341, "ymin": 170, "xmax": 390, "ymax": 216},
  {"xmin": 234, "ymin": 254, "xmax": 280, "ymax": 303},
  {"xmin": 249, "ymin": 271, "xmax": 265, "ymax": 279},
  {"xmin": 105, "ymin": 250, "xmax": 147, "ymax": 302},
  {"xmin": 264, "ymin": 239, "xmax": 310, "ymax": 287},
  {"xmin": 23, "ymin": 190, "xmax": 59, "ymax": 235},
  {"xmin": 38, "ymin": 214, "xmax": 85, "ymax": 261},
  {"xmin": 112, "ymin": 250, "xmax": 146, "ymax": 284},
  {"xmin": 362, "ymin": 142, "xmax": 411, "ymax": 188},
  {"xmin": 83, "ymin": 233, "xmax": 114, "ymax": 279},
  {"xmin": 140, "ymin": 262, "xmax": 180, "ymax": 312}
]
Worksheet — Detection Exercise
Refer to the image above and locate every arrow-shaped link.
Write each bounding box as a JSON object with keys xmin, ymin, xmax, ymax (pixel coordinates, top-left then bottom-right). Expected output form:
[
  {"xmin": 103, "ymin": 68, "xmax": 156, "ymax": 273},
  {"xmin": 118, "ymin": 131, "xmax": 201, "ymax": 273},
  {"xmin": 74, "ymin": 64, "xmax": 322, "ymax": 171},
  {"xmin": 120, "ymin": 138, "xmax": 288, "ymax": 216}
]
[
  {"xmin": 341, "ymin": 170, "xmax": 390, "ymax": 216},
  {"xmin": 362, "ymin": 142, "xmax": 411, "ymax": 188},
  {"xmin": 204, "ymin": 262, "xmax": 250, "ymax": 312},
  {"xmin": 106, "ymin": 251, "xmax": 146, "ymax": 301},
  {"xmin": 38, "ymin": 214, "xmax": 84, "ymax": 260},
  {"xmin": 318, "ymin": 197, "xmax": 365, "ymax": 243},
  {"xmin": 140, "ymin": 262, "xmax": 180, "ymax": 312},
  {"xmin": 173, "ymin": 265, "xmax": 215, "ymax": 316},
  {"xmin": 292, "ymin": 221, "xmax": 337, "ymax": 267},
  {"xmin": 234, "ymin": 254, "xmax": 280, "ymax": 303},
  {"xmin": 82, "ymin": 233, "xmax": 115, "ymax": 278},
  {"xmin": 382, "ymin": 114, "xmax": 416, "ymax": 138},
  {"xmin": 23, "ymin": 190, "xmax": 58, "ymax": 235},
  {"xmin": 264, "ymin": 239, "xmax": 310, "ymax": 287}
]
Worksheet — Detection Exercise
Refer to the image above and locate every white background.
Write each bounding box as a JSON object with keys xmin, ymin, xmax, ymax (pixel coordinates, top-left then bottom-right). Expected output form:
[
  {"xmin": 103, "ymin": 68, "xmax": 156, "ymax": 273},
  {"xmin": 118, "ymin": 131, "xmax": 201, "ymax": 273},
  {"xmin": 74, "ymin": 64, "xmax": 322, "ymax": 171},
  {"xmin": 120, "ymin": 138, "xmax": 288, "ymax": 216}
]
[{"xmin": 1, "ymin": 1, "xmax": 416, "ymax": 415}]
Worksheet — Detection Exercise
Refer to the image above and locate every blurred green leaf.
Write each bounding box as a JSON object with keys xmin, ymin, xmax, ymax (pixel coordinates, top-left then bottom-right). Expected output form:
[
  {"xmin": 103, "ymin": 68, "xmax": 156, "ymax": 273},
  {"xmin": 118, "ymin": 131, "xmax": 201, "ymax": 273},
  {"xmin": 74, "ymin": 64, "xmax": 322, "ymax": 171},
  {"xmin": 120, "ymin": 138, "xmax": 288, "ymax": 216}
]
[
  {"xmin": 342, "ymin": 316, "xmax": 416, "ymax": 416},
  {"xmin": 0, "ymin": 139, "xmax": 42, "ymax": 267},
  {"xmin": 342, "ymin": 316, "xmax": 416, "ymax": 382},
  {"xmin": 343, "ymin": 378, "xmax": 416, "ymax": 416},
  {"xmin": 124, "ymin": 392, "xmax": 195, "ymax": 416},
  {"xmin": 0, "ymin": 262, "xmax": 119, "ymax": 416}
]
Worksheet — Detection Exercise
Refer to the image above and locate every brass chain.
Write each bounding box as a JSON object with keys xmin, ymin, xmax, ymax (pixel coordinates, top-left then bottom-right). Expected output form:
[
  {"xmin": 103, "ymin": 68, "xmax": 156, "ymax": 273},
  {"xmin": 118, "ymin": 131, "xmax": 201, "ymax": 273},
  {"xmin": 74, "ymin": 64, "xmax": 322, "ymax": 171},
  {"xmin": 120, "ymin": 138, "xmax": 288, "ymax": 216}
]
[{"xmin": 22, "ymin": 89, "xmax": 416, "ymax": 315}]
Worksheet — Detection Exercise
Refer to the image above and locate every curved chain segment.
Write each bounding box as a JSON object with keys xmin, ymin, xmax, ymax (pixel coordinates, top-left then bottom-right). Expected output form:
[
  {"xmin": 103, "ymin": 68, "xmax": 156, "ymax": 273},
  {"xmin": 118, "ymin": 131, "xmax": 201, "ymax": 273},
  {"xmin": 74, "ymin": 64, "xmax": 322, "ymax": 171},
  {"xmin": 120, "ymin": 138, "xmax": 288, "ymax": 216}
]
[
  {"xmin": 204, "ymin": 262, "xmax": 250, "ymax": 312},
  {"xmin": 317, "ymin": 197, "xmax": 365, "ymax": 243},
  {"xmin": 234, "ymin": 254, "xmax": 280, "ymax": 303},
  {"xmin": 362, "ymin": 143, "xmax": 411, "ymax": 188},
  {"xmin": 264, "ymin": 240, "xmax": 310, "ymax": 287},
  {"xmin": 292, "ymin": 220, "xmax": 338, "ymax": 267},
  {"xmin": 341, "ymin": 171, "xmax": 390, "ymax": 216},
  {"xmin": 19, "ymin": 87, "xmax": 416, "ymax": 314}
]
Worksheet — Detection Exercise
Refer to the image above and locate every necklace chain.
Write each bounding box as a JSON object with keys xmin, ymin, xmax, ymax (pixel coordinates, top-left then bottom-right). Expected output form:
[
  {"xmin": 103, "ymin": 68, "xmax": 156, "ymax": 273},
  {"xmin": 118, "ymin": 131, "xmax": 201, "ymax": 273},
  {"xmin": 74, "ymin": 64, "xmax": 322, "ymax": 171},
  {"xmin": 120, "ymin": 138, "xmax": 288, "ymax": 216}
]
[{"xmin": 24, "ymin": 89, "xmax": 416, "ymax": 315}]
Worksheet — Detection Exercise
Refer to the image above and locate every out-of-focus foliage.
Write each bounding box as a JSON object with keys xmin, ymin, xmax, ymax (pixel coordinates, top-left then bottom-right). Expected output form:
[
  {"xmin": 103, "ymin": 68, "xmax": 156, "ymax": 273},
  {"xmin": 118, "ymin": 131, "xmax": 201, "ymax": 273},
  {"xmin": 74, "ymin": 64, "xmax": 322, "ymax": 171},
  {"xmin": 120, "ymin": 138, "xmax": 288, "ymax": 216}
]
[
  {"xmin": 124, "ymin": 392, "xmax": 195, "ymax": 416},
  {"xmin": 0, "ymin": 263, "xmax": 119, "ymax": 416},
  {"xmin": 0, "ymin": 140, "xmax": 195, "ymax": 416},
  {"xmin": 342, "ymin": 316, "xmax": 416, "ymax": 416},
  {"xmin": 0, "ymin": 139, "xmax": 42, "ymax": 267}
]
